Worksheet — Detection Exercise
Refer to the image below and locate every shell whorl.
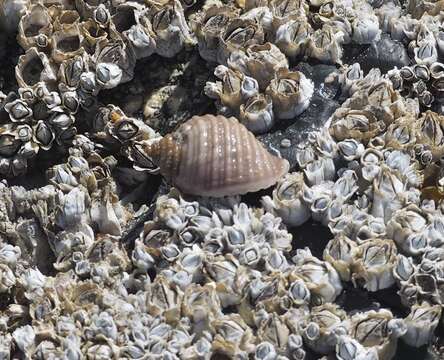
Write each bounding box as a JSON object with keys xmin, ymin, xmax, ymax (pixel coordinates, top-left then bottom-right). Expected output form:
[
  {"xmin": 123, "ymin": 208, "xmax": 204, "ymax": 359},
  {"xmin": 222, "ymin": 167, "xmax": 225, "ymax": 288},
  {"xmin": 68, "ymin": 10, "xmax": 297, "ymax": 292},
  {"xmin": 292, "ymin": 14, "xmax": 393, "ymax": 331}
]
[{"xmin": 147, "ymin": 114, "xmax": 289, "ymax": 197}]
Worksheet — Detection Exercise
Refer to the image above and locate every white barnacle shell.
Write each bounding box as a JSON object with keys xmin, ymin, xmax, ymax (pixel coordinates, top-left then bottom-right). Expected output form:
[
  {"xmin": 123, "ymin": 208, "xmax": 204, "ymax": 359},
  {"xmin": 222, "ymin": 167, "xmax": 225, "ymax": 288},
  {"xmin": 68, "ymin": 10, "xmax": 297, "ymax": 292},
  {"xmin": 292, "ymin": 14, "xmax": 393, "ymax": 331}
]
[
  {"xmin": 147, "ymin": 0, "xmax": 193, "ymax": 58},
  {"xmin": 262, "ymin": 172, "xmax": 310, "ymax": 227},
  {"xmin": 93, "ymin": 38, "xmax": 136, "ymax": 84},
  {"xmin": 217, "ymin": 18, "xmax": 265, "ymax": 65},
  {"xmin": 356, "ymin": 216, "xmax": 386, "ymax": 243},
  {"xmin": 336, "ymin": 336, "xmax": 378, "ymax": 360},
  {"xmin": 256, "ymin": 312, "xmax": 289, "ymax": 354},
  {"xmin": 337, "ymin": 139, "xmax": 365, "ymax": 161},
  {"xmin": 17, "ymin": 3, "xmax": 52, "ymax": 50},
  {"xmin": 95, "ymin": 62, "xmax": 123, "ymax": 89},
  {"xmin": 55, "ymin": 187, "xmax": 90, "ymax": 230},
  {"xmin": 241, "ymin": 6, "xmax": 273, "ymax": 34},
  {"xmin": 274, "ymin": 18, "xmax": 312, "ymax": 59},
  {"xmin": 375, "ymin": 3, "xmax": 401, "ymax": 34},
  {"xmin": 303, "ymin": 303, "xmax": 348, "ymax": 354},
  {"xmin": 295, "ymin": 145, "xmax": 316, "ymax": 169},
  {"xmin": 329, "ymin": 108, "xmax": 382, "ymax": 143},
  {"xmin": 0, "ymin": 263, "xmax": 16, "ymax": 293},
  {"xmin": 349, "ymin": 310, "xmax": 406, "ymax": 360},
  {"xmin": 126, "ymin": 21, "xmax": 157, "ymax": 60},
  {"xmin": 323, "ymin": 234, "xmax": 357, "ymax": 281},
  {"xmin": 293, "ymin": 248, "xmax": 343, "ymax": 304},
  {"xmin": 239, "ymin": 94, "xmax": 275, "ymax": 134},
  {"xmin": 16, "ymin": 48, "xmax": 57, "ymax": 89},
  {"xmin": 414, "ymin": 40, "xmax": 438, "ymax": 65},
  {"xmin": 333, "ymin": 170, "xmax": 358, "ymax": 201},
  {"xmin": 191, "ymin": 5, "xmax": 239, "ymax": 63},
  {"xmin": 255, "ymin": 341, "xmax": 277, "ymax": 360},
  {"xmin": 304, "ymin": 157, "xmax": 336, "ymax": 186},
  {"xmin": 351, "ymin": 239, "xmax": 397, "ymax": 292},
  {"xmin": 51, "ymin": 25, "xmax": 83, "ymax": 63},
  {"xmin": 229, "ymin": 42, "xmax": 289, "ymax": 91},
  {"xmin": 0, "ymin": 244, "xmax": 21, "ymax": 268},
  {"xmin": 269, "ymin": 0, "xmax": 307, "ymax": 32},
  {"xmin": 386, "ymin": 205, "xmax": 428, "ymax": 255},
  {"xmin": 266, "ymin": 68, "xmax": 314, "ymax": 120},
  {"xmin": 307, "ymin": 25, "xmax": 344, "ymax": 65},
  {"xmin": 351, "ymin": 14, "xmax": 380, "ymax": 45},
  {"xmin": 4, "ymin": 99, "xmax": 33, "ymax": 123},
  {"xmin": 402, "ymin": 301, "xmax": 441, "ymax": 347},
  {"xmin": 12, "ymin": 325, "xmax": 35, "ymax": 357},
  {"xmin": 371, "ymin": 166, "xmax": 405, "ymax": 222},
  {"xmin": 205, "ymin": 65, "xmax": 259, "ymax": 113},
  {"xmin": 303, "ymin": 182, "xmax": 334, "ymax": 225}
]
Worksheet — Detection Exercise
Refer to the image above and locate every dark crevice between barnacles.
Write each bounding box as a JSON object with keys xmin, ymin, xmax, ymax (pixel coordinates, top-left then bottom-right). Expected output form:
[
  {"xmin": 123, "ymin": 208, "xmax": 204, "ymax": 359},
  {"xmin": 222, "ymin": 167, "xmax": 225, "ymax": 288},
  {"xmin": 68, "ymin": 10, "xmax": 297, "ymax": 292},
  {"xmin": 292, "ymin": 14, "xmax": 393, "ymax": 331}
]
[{"xmin": 97, "ymin": 49, "xmax": 214, "ymax": 136}]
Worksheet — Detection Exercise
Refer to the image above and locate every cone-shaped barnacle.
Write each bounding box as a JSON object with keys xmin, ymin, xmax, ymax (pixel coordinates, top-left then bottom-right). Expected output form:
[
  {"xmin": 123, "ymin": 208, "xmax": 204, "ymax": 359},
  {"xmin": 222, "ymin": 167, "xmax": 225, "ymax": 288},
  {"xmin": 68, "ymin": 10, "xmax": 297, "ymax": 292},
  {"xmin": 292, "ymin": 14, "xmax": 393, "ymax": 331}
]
[
  {"xmin": 4, "ymin": 99, "xmax": 33, "ymax": 123},
  {"xmin": 52, "ymin": 8, "xmax": 80, "ymax": 32},
  {"xmin": 265, "ymin": 68, "xmax": 314, "ymax": 120},
  {"xmin": 303, "ymin": 157, "xmax": 336, "ymax": 186},
  {"xmin": 93, "ymin": 39, "xmax": 136, "ymax": 84},
  {"xmin": 147, "ymin": 0, "xmax": 193, "ymax": 58},
  {"xmin": 125, "ymin": 13, "xmax": 157, "ymax": 60},
  {"xmin": 337, "ymin": 138, "xmax": 365, "ymax": 161},
  {"xmin": 372, "ymin": 165, "xmax": 405, "ymax": 222},
  {"xmin": 402, "ymin": 301, "xmax": 441, "ymax": 348},
  {"xmin": 415, "ymin": 111, "xmax": 444, "ymax": 160},
  {"xmin": 274, "ymin": 18, "xmax": 312, "ymax": 59},
  {"xmin": 109, "ymin": 2, "xmax": 143, "ymax": 37},
  {"xmin": 269, "ymin": 0, "xmax": 308, "ymax": 33},
  {"xmin": 51, "ymin": 25, "xmax": 84, "ymax": 63},
  {"xmin": 336, "ymin": 336, "xmax": 379, "ymax": 360},
  {"xmin": 292, "ymin": 248, "xmax": 343, "ymax": 304},
  {"xmin": 79, "ymin": 20, "xmax": 108, "ymax": 54},
  {"xmin": 329, "ymin": 109, "xmax": 382, "ymax": 143},
  {"xmin": 351, "ymin": 14, "xmax": 381, "ymax": 45},
  {"xmin": 256, "ymin": 312, "xmax": 289, "ymax": 354},
  {"xmin": 334, "ymin": 63, "xmax": 364, "ymax": 97},
  {"xmin": 349, "ymin": 310, "xmax": 406, "ymax": 360},
  {"xmin": 58, "ymin": 52, "xmax": 89, "ymax": 89},
  {"xmin": 414, "ymin": 40, "xmax": 438, "ymax": 65},
  {"xmin": 262, "ymin": 172, "xmax": 310, "ymax": 227},
  {"xmin": 16, "ymin": 48, "xmax": 58, "ymax": 89},
  {"xmin": 212, "ymin": 314, "xmax": 255, "ymax": 357},
  {"xmin": 302, "ymin": 303, "xmax": 349, "ymax": 355},
  {"xmin": 307, "ymin": 25, "xmax": 344, "ymax": 65},
  {"xmin": 205, "ymin": 65, "xmax": 259, "ymax": 113},
  {"xmin": 386, "ymin": 205, "xmax": 428, "ymax": 255},
  {"xmin": 142, "ymin": 115, "xmax": 289, "ymax": 197},
  {"xmin": 323, "ymin": 234, "xmax": 357, "ymax": 282},
  {"xmin": 74, "ymin": 0, "xmax": 105, "ymax": 18},
  {"xmin": 384, "ymin": 117, "xmax": 417, "ymax": 151},
  {"xmin": 217, "ymin": 18, "xmax": 264, "ymax": 65},
  {"xmin": 350, "ymin": 239, "xmax": 397, "ymax": 292},
  {"xmin": 239, "ymin": 94, "xmax": 274, "ymax": 134},
  {"xmin": 228, "ymin": 43, "xmax": 289, "ymax": 91},
  {"xmin": 17, "ymin": 3, "xmax": 53, "ymax": 51},
  {"xmin": 191, "ymin": 5, "xmax": 239, "ymax": 62}
]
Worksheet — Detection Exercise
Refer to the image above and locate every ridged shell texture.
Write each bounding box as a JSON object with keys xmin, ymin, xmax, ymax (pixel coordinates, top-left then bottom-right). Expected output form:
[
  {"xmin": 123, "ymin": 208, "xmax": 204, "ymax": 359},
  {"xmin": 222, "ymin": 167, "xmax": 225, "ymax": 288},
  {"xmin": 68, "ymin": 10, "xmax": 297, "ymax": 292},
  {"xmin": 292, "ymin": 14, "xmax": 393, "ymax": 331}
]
[{"xmin": 148, "ymin": 114, "xmax": 289, "ymax": 196}]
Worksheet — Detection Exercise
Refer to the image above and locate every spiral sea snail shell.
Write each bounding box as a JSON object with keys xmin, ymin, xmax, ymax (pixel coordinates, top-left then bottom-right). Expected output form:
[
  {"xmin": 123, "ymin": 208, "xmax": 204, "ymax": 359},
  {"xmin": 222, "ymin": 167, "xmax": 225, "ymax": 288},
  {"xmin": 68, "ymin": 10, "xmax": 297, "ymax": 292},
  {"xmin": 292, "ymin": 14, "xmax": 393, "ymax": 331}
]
[{"xmin": 144, "ymin": 114, "xmax": 290, "ymax": 197}]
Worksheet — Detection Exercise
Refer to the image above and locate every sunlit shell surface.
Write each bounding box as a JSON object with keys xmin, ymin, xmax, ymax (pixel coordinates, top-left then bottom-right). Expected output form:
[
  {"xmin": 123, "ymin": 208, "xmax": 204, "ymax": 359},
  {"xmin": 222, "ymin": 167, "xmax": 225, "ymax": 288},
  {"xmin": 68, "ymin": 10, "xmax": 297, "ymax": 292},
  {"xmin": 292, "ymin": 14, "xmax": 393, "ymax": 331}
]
[{"xmin": 145, "ymin": 114, "xmax": 290, "ymax": 196}]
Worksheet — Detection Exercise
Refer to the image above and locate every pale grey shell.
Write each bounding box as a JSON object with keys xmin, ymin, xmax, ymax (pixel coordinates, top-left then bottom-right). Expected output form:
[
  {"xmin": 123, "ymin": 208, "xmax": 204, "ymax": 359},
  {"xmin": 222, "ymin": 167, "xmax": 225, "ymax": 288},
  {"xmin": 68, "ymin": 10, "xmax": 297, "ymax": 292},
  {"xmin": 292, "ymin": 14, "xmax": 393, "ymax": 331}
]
[{"xmin": 145, "ymin": 114, "xmax": 289, "ymax": 197}]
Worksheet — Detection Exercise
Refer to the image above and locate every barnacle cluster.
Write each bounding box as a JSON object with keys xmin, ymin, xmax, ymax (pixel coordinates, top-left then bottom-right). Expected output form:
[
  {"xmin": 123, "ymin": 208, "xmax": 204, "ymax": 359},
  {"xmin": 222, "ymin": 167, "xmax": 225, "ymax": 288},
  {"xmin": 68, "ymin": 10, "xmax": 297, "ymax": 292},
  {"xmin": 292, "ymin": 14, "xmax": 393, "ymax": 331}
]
[{"xmin": 2, "ymin": 0, "xmax": 444, "ymax": 359}]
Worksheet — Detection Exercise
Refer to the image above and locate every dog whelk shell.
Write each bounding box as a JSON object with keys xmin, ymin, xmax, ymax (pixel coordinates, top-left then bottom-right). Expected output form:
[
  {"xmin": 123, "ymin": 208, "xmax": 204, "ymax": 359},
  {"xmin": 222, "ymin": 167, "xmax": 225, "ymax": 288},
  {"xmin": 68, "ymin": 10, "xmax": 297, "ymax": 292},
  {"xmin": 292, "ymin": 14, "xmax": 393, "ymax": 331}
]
[{"xmin": 143, "ymin": 114, "xmax": 289, "ymax": 196}]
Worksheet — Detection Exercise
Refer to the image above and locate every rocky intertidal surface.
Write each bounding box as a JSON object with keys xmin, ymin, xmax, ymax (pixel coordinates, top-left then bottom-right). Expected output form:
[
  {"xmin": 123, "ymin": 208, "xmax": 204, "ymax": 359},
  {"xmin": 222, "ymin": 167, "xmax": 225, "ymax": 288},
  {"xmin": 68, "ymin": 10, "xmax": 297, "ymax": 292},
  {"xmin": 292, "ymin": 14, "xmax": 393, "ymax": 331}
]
[{"xmin": 1, "ymin": 0, "xmax": 444, "ymax": 359}]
